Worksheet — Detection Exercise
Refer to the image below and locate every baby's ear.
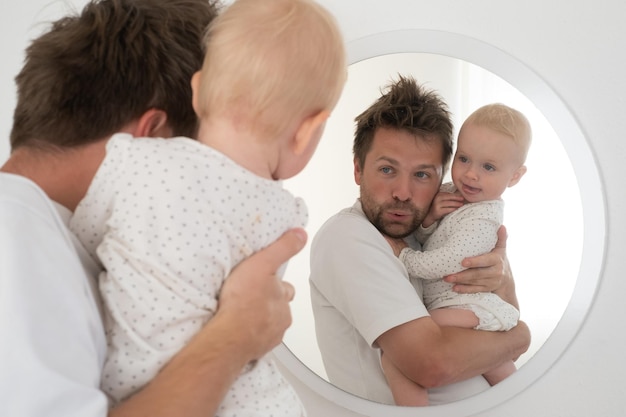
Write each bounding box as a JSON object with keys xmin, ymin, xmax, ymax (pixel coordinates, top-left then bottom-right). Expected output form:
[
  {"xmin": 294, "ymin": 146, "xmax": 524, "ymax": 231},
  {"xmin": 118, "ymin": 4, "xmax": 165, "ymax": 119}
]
[
  {"xmin": 293, "ymin": 110, "xmax": 330, "ymax": 155},
  {"xmin": 508, "ymin": 165, "xmax": 527, "ymax": 187},
  {"xmin": 190, "ymin": 71, "xmax": 202, "ymax": 117}
]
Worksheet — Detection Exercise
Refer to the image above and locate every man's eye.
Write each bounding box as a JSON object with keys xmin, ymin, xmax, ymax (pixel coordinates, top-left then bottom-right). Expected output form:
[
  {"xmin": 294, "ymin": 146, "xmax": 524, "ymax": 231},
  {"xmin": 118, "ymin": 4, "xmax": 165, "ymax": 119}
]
[
  {"xmin": 415, "ymin": 171, "xmax": 430, "ymax": 179},
  {"xmin": 380, "ymin": 167, "xmax": 392, "ymax": 174}
]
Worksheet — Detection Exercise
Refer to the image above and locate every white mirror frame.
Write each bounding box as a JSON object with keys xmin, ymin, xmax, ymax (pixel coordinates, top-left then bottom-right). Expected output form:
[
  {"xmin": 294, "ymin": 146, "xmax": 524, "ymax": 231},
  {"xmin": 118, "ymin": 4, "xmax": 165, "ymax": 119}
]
[{"xmin": 274, "ymin": 29, "xmax": 606, "ymax": 416}]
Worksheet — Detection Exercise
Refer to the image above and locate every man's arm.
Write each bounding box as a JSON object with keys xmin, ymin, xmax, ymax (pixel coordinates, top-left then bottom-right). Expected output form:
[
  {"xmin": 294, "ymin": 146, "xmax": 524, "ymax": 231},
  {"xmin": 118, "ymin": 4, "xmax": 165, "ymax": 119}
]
[
  {"xmin": 379, "ymin": 225, "xmax": 529, "ymax": 389},
  {"xmin": 376, "ymin": 316, "xmax": 530, "ymax": 389},
  {"xmin": 110, "ymin": 228, "xmax": 306, "ymax": 417}
]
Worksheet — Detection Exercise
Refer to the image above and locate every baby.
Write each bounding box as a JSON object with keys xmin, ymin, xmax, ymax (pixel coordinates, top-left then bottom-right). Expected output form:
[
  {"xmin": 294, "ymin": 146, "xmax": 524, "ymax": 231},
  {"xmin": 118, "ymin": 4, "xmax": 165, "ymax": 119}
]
[
  {"xmin": 70, "ymin": 0, "xmax": 346, "ymax": 415},
  {"xmin": 384, "ymin": 103, "xmax": 532, "ymax": 406}
]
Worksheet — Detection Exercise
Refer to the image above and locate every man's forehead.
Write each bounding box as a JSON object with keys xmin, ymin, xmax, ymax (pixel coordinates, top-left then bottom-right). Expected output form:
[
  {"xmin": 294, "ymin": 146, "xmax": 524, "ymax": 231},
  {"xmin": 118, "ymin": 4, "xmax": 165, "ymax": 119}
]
[{"xmin": 369, "ymin": 128, "xmax": 444, "ymax": 167}]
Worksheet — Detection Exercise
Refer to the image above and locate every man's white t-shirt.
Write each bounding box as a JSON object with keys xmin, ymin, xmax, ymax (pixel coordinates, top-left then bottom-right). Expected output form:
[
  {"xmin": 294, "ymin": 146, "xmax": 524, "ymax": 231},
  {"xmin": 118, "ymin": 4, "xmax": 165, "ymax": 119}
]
[
  {"xmin": 309, "ymin": 200, "xmax": 490, "ymax": 405},
  {"xmin": 0, "ymin": 173, "xmax": 108, "ymax": 417}
]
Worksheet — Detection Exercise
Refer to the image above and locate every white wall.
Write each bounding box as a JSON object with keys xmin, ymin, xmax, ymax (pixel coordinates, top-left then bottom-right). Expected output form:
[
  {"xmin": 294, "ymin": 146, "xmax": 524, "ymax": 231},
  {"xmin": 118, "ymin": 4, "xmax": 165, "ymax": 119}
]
[
  {"xmin": 1, "ymin": 1, "xmax": 85, "ymax": 159},
  {"xmin": 2, "ymin": 1, "xmax": 625, "ymax": 417}
]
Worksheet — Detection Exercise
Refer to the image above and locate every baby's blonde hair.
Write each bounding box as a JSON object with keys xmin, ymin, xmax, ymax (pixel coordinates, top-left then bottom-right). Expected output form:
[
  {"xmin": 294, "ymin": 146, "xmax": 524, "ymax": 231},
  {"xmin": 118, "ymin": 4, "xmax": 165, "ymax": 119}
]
[
  {"xmin": 463, "ymin": 103, "xmax": 532, "ymax": 164},
  {"xmin": 196, "ymin": 0, "xmax": 347, "ymax": 139}
]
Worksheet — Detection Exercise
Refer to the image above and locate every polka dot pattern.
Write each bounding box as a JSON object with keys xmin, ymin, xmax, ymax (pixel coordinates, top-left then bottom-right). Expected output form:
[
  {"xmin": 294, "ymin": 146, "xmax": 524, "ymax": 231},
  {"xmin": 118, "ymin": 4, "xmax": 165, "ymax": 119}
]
[
  {"xmin": 398, "ymin": 182, "xmax": 518, "ymax": 331},
  {"xmin": 70, "ymin": 133, "xmax": 307, "ymax": 415}
]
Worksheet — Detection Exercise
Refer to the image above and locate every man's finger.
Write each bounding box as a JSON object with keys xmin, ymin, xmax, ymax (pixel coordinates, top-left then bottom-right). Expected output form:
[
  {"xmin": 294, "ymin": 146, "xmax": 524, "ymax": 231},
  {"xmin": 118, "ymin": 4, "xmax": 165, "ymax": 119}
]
[
  {"xmin": 247, "ymin": 228, "xmax": 307, "ymax": 275},
  {"xmin": 495, "ymin": 225, "xmax": 508, "ymax": 249},
  {"xmin": 452, "ymin": 283, "xmax": 491, "ymax": 294},
  {"xmin": 283, "ymin": 282, "xmax": 295, "ymax": 301}
]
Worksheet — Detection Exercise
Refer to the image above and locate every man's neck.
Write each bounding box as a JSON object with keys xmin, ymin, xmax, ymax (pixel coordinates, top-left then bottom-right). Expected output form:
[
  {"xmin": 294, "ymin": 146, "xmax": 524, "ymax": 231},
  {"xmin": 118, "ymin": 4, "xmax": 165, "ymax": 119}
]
[{"xmin": 1, "ymin": 141, "xmax": 107, "ymax": 212}]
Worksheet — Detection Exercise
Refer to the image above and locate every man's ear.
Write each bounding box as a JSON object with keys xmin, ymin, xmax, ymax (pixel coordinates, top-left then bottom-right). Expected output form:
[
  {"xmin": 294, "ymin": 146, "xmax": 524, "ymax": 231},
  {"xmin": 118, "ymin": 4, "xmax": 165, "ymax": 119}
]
[
  {"xmin": 191, "ymin": 71, "xmax": 202, "ymax": 117},
  {"xmin": 293, "ymin": 110, "xmax": 330, "ymax": 155},
  {"xmin": 508, "ymin": 165, "xmax": 527, "ymax": 187},
  {"xmin": 353, "ymin": 157, "xmax": 363, "ymax": 185},
  {"xmin": 134, "ymin": 108, "xmax": 169, "ymax": 138}
]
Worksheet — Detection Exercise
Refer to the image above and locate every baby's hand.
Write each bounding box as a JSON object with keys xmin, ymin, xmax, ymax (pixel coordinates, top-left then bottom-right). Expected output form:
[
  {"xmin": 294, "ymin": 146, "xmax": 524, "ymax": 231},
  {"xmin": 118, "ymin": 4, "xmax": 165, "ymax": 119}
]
[
  {"xmin": 384, "ymin": 236, "xmax": 408, "ymax": 257},
  {"xmin": 422, "ymin": 191, "xmax": 465, "ymax": 227}
]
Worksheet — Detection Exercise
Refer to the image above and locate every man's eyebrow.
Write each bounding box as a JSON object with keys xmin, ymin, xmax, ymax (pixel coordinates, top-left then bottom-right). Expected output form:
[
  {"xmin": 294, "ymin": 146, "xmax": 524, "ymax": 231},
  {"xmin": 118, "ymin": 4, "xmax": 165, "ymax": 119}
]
[
  {"xmin": 375, "ymin": 156, "xmax": 439, "ymax": 171},
  {"xmin": 414, "ymin": 163, "xmax": 439, "ymax": 171},
  {"xmin": 374, "ymin": 156, "xmax": 399, "ymax": 165}
]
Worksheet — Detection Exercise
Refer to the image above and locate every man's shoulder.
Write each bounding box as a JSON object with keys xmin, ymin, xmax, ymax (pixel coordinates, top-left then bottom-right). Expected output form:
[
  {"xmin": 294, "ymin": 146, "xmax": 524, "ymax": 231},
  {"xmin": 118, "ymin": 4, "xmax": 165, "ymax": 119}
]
[
  {"xmin": 315, "ymin": 201, "xmax": 374, "ymax": 239},
  {"xmin": 322, "ymin": 201, "xmax": 368, "ymax": 225},
  {"xmin": 1, "ymin": 172, "xmax": 43, "ymax": 198},
  {"xmin": 0, "ymin": 173, "xmax": 78, "ymax": 254},
  {"xmin": 311, "ymin": 200, "xmax": 395, "ymax": 268},
  {"xmin": 0, "ymin": 173, "xmax": 58, "ymax": 221}
]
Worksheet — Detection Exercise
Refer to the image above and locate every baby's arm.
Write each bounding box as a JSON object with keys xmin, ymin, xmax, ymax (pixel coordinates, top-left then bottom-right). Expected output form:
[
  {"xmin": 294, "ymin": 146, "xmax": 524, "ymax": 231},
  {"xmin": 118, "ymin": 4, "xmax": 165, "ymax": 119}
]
[
  {"xmin": 386, "ymin": 190, "xmax": 465, "ymax": 252},
  {"xmin": 421, "ymin": 189, "xmax": 465, "ymax": 229},
  {"xmin": 401, "ymin": 213, "xmax": 500, "ymax": 280},
  {"xmin": 415, "ymin": 222, "xmax": 437, "ymax": 246},
  {"xmin": 381, "ymin": 352, "xmax": 429, "ymax": 406}
]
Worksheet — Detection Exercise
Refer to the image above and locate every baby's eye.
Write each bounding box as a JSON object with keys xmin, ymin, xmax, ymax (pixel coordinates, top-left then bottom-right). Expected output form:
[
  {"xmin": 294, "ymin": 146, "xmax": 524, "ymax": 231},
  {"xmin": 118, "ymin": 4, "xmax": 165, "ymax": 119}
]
[
  {"xmin": 484, "ymin": 164, "xmax": 496, "ymax": 172},
  {"xmin": 458, "ymin": 155, "xmax": 468, "ymax": 163}
]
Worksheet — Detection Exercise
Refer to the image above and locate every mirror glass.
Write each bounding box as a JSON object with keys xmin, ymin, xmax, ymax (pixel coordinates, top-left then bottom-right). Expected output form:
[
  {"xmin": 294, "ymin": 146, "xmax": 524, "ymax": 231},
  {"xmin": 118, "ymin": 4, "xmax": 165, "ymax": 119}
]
[{"xmin": 282, "ymin": 51, "xmax": 582, "ymax": 383}]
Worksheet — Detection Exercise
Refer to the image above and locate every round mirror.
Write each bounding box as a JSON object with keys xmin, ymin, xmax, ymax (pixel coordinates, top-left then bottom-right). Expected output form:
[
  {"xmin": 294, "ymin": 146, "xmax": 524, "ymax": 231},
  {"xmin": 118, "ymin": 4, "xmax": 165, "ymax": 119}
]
[{"xmin": 278, "ymin": 29, "xmax": 604, "ymax": 416}]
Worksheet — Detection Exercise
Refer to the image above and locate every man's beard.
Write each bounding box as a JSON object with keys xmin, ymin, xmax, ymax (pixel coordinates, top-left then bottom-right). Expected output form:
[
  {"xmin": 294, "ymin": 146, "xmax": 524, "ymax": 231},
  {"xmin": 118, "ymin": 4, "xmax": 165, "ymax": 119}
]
[{"xmin": 360, "ymin": 191, "xmax": 426, "ymax": 239}]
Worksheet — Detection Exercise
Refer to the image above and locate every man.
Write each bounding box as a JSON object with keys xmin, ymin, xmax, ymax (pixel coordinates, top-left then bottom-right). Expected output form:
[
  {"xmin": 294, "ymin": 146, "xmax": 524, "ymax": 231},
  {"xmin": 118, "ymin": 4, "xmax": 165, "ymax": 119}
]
[
  {"xmin": 0, "ymin": 1, "xmax": 305, "ymax": 416},
  {"xmin": 310, "ymin": 75, "xmax": 530, "ymax": 405}
]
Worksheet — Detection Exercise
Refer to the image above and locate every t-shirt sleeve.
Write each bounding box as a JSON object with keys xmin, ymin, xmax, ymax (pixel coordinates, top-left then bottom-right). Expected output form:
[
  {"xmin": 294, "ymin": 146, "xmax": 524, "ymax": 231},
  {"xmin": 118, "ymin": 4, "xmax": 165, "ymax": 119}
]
[{"xmin": 310, "ymin": 210, "xmax": 429, "ymax": 347}]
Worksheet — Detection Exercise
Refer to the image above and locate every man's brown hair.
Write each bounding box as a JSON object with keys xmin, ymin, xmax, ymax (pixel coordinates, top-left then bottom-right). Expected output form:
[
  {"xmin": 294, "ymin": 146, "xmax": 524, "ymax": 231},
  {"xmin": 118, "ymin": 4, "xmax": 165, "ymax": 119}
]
[
  {"xmin": 353, "ymin": 75, "xmax": 454, "ymax": 173},
  {"xmin": 10, "ymin": 0, "xmax": 220, "ymax": 150}
]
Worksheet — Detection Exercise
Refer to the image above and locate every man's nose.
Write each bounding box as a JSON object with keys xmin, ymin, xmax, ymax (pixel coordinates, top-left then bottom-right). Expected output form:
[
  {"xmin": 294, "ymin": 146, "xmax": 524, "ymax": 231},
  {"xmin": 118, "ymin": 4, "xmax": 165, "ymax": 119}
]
[{"xmin": 391, "ymin": 176, "xmax": 412, "ymax": 201}]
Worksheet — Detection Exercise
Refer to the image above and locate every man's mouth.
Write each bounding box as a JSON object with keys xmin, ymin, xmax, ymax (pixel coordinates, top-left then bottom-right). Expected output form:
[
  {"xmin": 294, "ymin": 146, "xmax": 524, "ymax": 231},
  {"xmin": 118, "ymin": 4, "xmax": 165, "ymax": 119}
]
[{"xmin": 385, "ymin": 206, "xmax": 413, "ymax": 220}]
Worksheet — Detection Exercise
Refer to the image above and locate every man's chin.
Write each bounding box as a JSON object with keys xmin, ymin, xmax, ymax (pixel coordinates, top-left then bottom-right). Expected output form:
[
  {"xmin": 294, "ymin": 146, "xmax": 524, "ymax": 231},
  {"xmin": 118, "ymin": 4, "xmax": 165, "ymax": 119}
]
[{"xmin": 381, "ymin": 224, "xmax": 414, "ymax": 239}]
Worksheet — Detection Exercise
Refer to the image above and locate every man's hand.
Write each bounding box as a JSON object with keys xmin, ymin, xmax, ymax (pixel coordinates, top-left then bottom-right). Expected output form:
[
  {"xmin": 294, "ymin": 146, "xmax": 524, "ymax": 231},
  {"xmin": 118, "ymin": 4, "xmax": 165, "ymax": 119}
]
[
  {"xmin": 443, "ymin": 226, "xmax": 517, "ymax": 307},
  {"xmin": 111, "ymin": 229, "xmax": 308, "ymax": 417},
  {"xmin": 216, "ymin": 228, "xmax": 307, "ymax": 361}
]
